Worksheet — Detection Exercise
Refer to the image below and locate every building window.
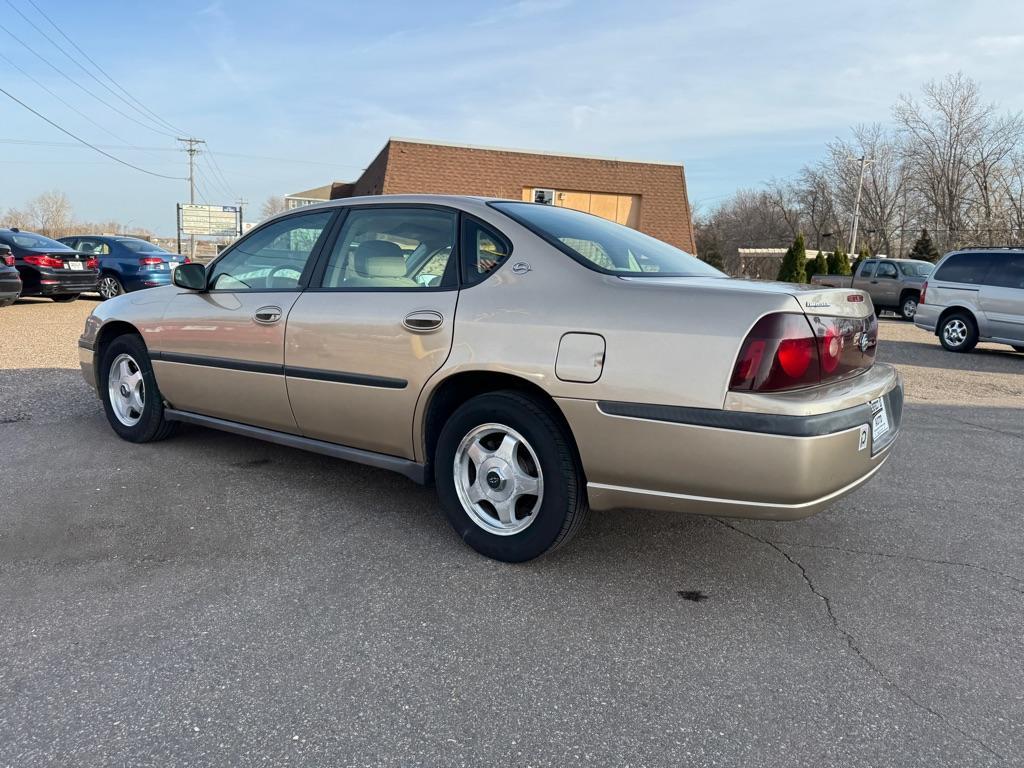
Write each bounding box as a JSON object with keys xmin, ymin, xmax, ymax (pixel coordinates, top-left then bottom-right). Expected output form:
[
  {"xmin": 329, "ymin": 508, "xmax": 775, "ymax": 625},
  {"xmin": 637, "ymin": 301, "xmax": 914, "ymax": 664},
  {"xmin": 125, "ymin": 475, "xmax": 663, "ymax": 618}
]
[{"xmin": 532, "ymin": 188, "xmax": 555, "ymax": 205}]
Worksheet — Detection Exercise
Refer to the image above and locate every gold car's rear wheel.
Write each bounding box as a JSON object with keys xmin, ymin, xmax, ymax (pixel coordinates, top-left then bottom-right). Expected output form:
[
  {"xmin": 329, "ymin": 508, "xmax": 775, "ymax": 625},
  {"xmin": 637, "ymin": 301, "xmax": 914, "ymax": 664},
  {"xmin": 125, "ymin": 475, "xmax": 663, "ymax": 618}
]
[
  {"xmin": 453, "ymin": 423, "xmax": 544, "ymax": 536},
  {"xmin": 435, "ymin": 390, "xmax": 588, "ymax": 562}
]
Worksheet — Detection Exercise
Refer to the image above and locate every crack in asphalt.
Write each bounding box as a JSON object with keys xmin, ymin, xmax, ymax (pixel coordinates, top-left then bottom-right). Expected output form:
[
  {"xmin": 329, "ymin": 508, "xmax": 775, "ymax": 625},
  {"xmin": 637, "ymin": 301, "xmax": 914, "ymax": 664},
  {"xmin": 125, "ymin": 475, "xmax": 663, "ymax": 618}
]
[
  {"xmin": 714, "ymin": 518, "xmax": 1007, "ymax": 763},
  {"xmin": 770, "ymin": 540, "xmax": 1024, "ymax": 595},
  {"xmin": 918, "ymin": 412, "xmax": 1023, "ymax": 442}
]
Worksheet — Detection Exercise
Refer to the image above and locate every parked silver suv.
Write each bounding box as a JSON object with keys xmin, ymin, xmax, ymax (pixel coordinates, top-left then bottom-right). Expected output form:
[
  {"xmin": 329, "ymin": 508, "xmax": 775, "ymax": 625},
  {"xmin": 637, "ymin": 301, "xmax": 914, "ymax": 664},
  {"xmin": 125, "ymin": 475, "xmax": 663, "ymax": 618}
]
[{"xmin": 914, "ymin": 249, "xmax": 1024, "ymax": 353}]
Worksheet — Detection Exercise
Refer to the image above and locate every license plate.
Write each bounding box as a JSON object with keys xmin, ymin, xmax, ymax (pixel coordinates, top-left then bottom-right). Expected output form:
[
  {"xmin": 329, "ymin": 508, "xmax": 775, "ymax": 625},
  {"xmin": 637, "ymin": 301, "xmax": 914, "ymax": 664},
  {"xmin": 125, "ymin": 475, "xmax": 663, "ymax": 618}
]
[
  {"xmin": 869, "ymin": 397, "xmax": 890, "ymax": 441},
  {"xmin": 66, "ymin": 261, "xmax": 84, "ymax": 270},
  {"xmin": 168, "ymin": 261, "xmax": 179, "ymax": 271}
]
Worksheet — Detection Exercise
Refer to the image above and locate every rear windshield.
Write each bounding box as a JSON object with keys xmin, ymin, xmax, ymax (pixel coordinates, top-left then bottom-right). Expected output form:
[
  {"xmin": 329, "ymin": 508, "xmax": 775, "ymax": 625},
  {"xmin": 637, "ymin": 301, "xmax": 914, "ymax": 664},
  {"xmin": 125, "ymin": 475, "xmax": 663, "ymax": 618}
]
[
  {"xmin": 897, "ymin": 261, "xmax": 933, "ymax": 277},
  {"xmin": 2, "ymin": 231, "xmax": 72, "ymax": 250},
  {"xmin": 490, "ymin": 202, "xmax": 724, "ymax": 277},
  {"xmin": 117, "ymin": 238, "xmax": 169, "ymax": 254}
]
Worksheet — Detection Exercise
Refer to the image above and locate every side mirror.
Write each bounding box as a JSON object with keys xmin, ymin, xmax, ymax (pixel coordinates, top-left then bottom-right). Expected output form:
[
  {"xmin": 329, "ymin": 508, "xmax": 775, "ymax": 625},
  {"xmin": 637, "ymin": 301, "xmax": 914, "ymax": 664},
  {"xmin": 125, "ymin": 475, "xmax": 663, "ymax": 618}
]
[{"xmin": 173, "ymin": 262, "xmax": 207, "ymax": 291}]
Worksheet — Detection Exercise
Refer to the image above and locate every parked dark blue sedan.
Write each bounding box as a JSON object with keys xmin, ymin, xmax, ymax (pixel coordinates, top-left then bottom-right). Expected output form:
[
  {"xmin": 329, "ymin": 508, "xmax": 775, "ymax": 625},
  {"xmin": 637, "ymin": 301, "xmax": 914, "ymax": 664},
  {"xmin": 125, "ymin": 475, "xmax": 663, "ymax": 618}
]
[{"xmin": 58, "ymin": 235, "xmax": 186, "ymax": 299}]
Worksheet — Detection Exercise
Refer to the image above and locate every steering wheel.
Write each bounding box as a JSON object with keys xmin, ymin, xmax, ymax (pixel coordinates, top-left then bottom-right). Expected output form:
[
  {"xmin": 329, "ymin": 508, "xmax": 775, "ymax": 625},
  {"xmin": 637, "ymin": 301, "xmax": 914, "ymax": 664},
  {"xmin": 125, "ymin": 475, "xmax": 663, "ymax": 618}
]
[{"xmin": 267, "ymin": 265, "xmax": 301, "ymax": 287}]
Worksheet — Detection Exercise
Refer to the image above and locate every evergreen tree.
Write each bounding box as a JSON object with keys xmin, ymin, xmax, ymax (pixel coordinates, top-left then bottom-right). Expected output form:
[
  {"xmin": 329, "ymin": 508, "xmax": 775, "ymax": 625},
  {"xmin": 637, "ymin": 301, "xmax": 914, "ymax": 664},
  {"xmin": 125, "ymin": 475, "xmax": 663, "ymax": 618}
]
[
  {"xmin": 776, "ymin": 232, "xmax": 808, "ymax": 283},
  {"xmin": 908, "ymin": 228, "xmax": 941, "ymax": 262},
  {"xmin": 698, "ymin": 239, "xmax": 725, "ymax": 271},
  {"xmin": 811, "ymin": 250, "xmax": 829, "ymax": 277},
  {"xmin": 827, "ymin": 245, "xmax": 851, "ymax": 275},
  {"xmin": 851, "ymin": 245, "xmax": 871, "ymax": 275}
]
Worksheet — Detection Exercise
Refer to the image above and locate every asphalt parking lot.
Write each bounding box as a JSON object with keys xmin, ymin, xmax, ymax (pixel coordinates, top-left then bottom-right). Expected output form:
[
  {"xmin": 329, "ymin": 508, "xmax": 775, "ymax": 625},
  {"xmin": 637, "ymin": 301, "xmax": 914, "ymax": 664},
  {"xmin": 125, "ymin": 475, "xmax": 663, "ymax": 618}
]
[{"xmin": 1, "ymin": 298, "xmax": 1022, "ymax": 767}]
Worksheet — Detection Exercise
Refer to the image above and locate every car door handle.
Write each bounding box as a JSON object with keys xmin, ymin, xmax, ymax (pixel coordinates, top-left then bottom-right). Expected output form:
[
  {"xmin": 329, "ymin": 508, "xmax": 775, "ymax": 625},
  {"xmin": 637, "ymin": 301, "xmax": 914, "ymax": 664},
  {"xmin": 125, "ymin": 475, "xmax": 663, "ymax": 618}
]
[
  {"xmin": 403, "ymin": 310, "xmax": 443, "ymax": 332},
  {"xmin": 870, "ymin": 280, "xmax": 878, "ymax": 284},
  {"xmin": 254, "ymin": 306, "xmax": 282, "ymax": 324}
]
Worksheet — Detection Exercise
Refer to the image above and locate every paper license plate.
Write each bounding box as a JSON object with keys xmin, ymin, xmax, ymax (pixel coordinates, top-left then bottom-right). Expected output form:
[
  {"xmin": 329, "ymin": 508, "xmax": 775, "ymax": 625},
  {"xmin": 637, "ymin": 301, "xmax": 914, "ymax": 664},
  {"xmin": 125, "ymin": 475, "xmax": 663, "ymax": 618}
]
[
  {"xmin": 870, "ymin": 397, "xmax": 890, "ymax": 440},
  {"xmin": 66, "ymin": 261, "xmax": 84, "ymax": 270}
]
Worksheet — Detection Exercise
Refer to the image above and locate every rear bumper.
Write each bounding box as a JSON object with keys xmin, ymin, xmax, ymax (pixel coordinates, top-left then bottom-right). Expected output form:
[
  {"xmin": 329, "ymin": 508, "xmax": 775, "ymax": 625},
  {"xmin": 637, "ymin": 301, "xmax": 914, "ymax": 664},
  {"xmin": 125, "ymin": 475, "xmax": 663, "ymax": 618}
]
[
  {"xmin": 25, "ymin": 268, "xmax": 99, "ymax": 295},
  {"xmin": 557, "ymin": 364, "xmax": 903, "ymax": 521},
  {"xmin": 913, "ymin": 303, "xmax": 939, "ymax": 333},
  {"xmin": 0, "ymin": 275, "xmax": 21, "ymax": 300},
  {"xmin": 123, "ymin": 272, "xmax": 173, "ymax": 291}
]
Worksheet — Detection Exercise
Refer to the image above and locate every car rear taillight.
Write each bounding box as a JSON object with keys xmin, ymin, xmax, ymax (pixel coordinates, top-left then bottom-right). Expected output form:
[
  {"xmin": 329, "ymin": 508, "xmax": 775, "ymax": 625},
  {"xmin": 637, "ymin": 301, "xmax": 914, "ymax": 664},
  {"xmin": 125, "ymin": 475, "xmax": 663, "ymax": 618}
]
[
  {"xmin": 919, "ymin": 280, "xmax": 928, "ymax": 305},
  {"xmin": 23, "ymin": 253, "xmax": 65, "ymax": 269},
  {"xmin": 139, "ymin": 257, "xmax": 163, "ymax": 267},
  {"xmin": 85, "ymin": 256, "xmax": 99, "ymax": 269},
  {"xmin": 2, "ymin": 254, "xmax": 13, "ymax": 267},
  {"xmin": 730, "ymin": 313, "xmax": 877, "ymax": 393}
]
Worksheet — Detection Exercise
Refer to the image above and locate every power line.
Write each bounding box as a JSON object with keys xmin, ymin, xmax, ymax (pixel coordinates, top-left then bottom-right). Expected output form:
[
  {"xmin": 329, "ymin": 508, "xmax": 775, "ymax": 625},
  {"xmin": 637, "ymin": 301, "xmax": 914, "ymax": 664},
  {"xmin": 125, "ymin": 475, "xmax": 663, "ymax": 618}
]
[
  {"xmin": 0, "ymin": 86, "xmax": 186, "ymax": 180},
  {"xmin": 204, "ymin": 146, "xmax": 236, "ymax": 198},
  {"xmin": 0, "ymin": 48, "xmax": 130, "ymax": 144},
  {"xmin": 3, "ymin": 0, "xmax": 178, "ymax": 137},
  {"xmin": 22, "ymin": 0, "xmax": 185, "ymax": 135},
  {"xmin": 0, "ymin": 138, "xmax": 365, "ymax": 169},
  {"xmin": 0, "ymin": 20, "xmax": 177, "ymax": 139}
]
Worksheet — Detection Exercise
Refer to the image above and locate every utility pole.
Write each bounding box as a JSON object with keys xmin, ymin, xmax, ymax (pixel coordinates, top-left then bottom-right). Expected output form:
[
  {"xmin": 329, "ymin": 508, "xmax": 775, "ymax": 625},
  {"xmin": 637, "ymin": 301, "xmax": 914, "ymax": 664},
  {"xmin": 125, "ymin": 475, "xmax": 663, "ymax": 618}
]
[
  {"xmin": 177, "ymin": 137, "xmax": 205, "ymax": 260},
  {"xmin": 236, "ymin": 197, "xmax": 248, "ymax": 238},
  {"xmin": 849, "ymin": 155, "xmax": 873, "ymax": 257}
]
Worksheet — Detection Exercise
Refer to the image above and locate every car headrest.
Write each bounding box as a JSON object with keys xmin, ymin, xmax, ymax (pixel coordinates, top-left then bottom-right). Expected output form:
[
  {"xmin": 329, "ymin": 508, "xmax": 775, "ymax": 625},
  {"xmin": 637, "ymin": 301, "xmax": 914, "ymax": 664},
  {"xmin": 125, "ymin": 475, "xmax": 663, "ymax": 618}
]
[{"xmin": 354, "ymin": 239, "xmax": 406, "ymax": 277}]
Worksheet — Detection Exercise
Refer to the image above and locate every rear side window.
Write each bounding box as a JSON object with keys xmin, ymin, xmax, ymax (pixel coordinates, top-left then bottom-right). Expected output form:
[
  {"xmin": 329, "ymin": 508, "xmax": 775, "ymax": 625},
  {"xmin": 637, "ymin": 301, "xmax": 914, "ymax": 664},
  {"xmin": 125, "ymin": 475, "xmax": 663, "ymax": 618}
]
[
  {"xmin": 461, "ymin": 217, "xmax": 511, "ymax": 286},
  {"xmin": 859, "ymin": 260, "xmax": 877, "ymax": 277},
  {"xmin": 984, "ymin": 253, "xmax": 1024, "ymax": 289},
  {"xmin": 875, "ymin": 262, "xmax": 898, "ymax": 279},
  {"xmin": 320, "ymin": 207, "xmax": 457, "ymax": 290},
  {"xmin": 933, "ymin": 253, "xmax": 996, "ymax": 285}
]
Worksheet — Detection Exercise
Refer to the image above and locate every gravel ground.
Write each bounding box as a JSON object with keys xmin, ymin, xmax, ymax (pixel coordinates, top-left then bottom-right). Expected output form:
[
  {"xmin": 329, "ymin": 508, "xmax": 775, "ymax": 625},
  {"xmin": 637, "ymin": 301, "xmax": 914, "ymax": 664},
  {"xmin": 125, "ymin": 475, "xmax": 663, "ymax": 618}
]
[{"xmin": 0, "ymin": 297, "xmax": 1021, "ymax": 767}]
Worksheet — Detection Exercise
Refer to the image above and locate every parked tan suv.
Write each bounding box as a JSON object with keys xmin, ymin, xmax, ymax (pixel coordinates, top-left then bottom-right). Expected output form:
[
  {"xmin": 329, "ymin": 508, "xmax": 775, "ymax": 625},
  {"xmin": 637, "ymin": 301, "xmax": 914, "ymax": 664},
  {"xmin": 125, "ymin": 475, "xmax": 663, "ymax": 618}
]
[
  {"xmin": 914, "ymin": 249, "xmax": 1024, "ymax": 353},
  {"xmin": 79, "ymin": 196, "xmax": 903, "ymax": 561}
]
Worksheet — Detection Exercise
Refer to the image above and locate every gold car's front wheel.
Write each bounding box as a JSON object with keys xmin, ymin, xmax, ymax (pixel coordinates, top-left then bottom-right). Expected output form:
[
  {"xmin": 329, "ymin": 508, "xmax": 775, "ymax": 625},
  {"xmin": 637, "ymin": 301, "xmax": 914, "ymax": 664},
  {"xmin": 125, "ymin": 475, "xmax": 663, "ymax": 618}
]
[{"xmin": 435, "ymin": 391, "xmax": 588, "ymax": 562}]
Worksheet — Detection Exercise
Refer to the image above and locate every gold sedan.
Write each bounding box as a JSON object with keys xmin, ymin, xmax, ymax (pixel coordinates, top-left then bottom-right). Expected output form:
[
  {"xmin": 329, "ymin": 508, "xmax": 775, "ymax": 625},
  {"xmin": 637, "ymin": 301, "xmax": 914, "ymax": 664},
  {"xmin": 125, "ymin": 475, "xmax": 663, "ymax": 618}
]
[{"xmin": 79, "ymin": 196, "xmax": 902, "ymax": 561}]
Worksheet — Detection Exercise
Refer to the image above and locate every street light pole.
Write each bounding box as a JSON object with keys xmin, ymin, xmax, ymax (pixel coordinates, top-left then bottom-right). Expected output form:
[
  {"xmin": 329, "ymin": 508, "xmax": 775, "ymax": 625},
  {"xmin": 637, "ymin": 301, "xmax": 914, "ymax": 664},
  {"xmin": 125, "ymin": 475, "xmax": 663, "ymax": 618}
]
[{"xmin": 849, "ymin": 155, "xmax": 872, "ymax": 256}]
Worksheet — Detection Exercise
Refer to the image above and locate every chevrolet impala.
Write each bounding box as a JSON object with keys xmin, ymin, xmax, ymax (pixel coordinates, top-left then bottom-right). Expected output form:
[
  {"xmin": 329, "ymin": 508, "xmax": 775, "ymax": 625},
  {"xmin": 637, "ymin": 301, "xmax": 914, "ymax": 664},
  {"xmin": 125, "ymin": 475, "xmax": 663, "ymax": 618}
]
[{"xmin": 79, "ymin": 195, "xmax": 902, "ymax": 561}]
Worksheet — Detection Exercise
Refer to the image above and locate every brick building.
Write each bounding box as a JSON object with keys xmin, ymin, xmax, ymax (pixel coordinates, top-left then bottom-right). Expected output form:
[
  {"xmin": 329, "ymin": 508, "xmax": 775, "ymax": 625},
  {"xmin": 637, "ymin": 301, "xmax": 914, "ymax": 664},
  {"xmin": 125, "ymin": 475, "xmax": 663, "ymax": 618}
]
[{"xmin": 287, "ymin": 138, "xmax": 697, "ymax": 252}]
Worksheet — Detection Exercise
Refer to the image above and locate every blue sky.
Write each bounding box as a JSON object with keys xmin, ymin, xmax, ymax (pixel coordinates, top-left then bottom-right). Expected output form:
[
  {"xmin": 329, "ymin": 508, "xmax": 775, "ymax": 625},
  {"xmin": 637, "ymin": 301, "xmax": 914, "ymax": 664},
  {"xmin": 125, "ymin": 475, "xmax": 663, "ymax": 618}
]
[{"xmin": 2, "ymin": 0, "xmax": 1024, "ymax": 234}]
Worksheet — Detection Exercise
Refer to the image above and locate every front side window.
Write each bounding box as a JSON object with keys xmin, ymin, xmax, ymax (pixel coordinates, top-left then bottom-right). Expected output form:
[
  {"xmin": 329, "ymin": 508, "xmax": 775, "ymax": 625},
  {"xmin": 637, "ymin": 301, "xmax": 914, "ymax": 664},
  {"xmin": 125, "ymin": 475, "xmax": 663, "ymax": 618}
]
[
  {"xmin": 209, "ymin": 210, "xmax": 333, "ymax": 291},
  {"xmin": 875, "ymin": 262, "xmax": 898, "ymax": 279},
  {"xmin": 462, "ymin": 218, "xmax": 511, "ymax": 286},
  {"xmin": 320, "ymin": 208, "xmax": 457, "ymax": 289},
  {"xmin": 491, "ymin": 202, "xmax": 723, "ymax": 277},
  {"xmin": 79, "ymin": 239, "xmax": 110, "ymax": 255},
  {"xmin": 934, "ymin": 253, "xmax": 995, "ymax": 285}
]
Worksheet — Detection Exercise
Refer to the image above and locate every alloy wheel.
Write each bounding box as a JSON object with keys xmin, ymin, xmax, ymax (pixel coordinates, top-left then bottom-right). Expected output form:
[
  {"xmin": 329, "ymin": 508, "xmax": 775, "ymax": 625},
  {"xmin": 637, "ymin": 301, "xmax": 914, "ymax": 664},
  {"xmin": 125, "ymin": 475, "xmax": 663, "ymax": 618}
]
[
  {"xmin": 943, "ymin": 318, "xmax": 968, "ymax": 348},
  {"xmin": 99, "ymin": 276, "xmax": 122, "ymax": 299},
  {"xmin": 107, "ymin": 353, "xmax": 145, "ymax": 427},
  {"xmin": 453, "ymin": 423, "xmax": 544, "ymax": 536}
]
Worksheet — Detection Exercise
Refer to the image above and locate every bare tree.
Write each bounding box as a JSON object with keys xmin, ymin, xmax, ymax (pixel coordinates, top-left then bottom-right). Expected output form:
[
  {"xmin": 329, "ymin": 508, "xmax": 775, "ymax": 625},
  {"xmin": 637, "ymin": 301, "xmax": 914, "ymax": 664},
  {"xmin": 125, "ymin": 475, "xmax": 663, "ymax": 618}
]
[
  {"xmin": 894, "ymin": 73, "xmax": 988, "ymax": 250},
  {"xmin": 260, "ymin": 196, "xmax": 287, "ymax": 219},
  {"xmin": 24, "ymin": 190, "xmax": 75, "ymax": 237}
]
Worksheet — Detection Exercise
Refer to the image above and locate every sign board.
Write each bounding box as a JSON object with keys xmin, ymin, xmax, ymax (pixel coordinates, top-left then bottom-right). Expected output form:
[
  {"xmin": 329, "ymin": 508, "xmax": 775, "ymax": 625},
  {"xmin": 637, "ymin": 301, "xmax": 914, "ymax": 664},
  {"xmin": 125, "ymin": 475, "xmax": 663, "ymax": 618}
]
[{"xmin": 178, "ymin": 204, "xmax": 241, "ymax": 237}]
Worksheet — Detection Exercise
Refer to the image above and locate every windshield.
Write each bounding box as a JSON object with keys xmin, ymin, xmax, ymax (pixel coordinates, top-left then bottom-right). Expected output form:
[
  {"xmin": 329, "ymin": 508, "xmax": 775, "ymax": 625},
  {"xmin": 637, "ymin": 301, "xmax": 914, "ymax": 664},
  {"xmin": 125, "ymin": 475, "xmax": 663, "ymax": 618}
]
[
  {"xmin": 898, "ymin": 261, "xmax": 934, "ymax": 277},
  {"xmin": 3, "ymin": 231, "xmax": 73, "ymax": 250},
  {"xmin": 117, "ymin": 238, "xmax": 170, "ymax": 254},
  {"xmin": 490, "ymin": 202, "xmax": 724, "ymax": 278}
]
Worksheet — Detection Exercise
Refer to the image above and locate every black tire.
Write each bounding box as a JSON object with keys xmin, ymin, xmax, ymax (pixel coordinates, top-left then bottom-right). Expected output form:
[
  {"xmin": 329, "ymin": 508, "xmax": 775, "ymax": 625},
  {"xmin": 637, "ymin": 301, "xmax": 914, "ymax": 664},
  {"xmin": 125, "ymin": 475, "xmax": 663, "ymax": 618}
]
[
  {"xmin": 939, "ymin": 312, "xmax": 978, "ymax": 353},
  {"xmin": 899, "ymin": 293, "xmax": 919, "ymax": 321},
  {"xmin": 434, "ymin": 390, "xmax": 588, "ymax": 562},
  {"xmin": 51, "ymin": 294, "xmax": 79, "ymax": 302},
  {"xmin": 1012, "ymin": 346, "xmax": 1024, "ymax": 354},
  {"xmin": 98, "ymin": 334, "xmax": 177, "ymax": 443}
]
